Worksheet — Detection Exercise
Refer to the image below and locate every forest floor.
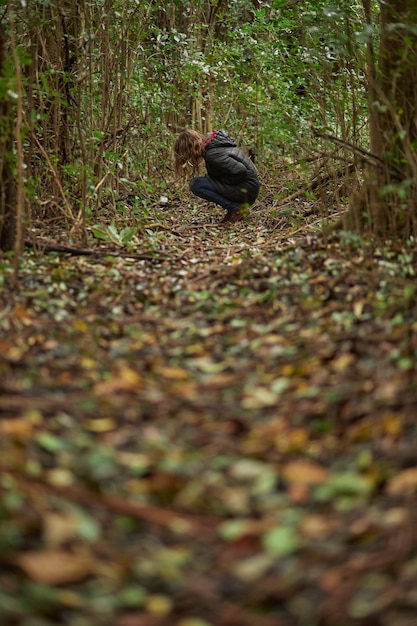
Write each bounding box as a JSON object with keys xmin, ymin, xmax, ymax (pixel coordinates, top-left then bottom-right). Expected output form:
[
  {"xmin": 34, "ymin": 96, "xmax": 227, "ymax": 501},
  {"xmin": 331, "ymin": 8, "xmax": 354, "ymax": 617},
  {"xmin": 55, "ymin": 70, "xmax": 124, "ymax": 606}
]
[{"xmin": 1, "ymin": 176, "xmax": 417, "ymax": 626}]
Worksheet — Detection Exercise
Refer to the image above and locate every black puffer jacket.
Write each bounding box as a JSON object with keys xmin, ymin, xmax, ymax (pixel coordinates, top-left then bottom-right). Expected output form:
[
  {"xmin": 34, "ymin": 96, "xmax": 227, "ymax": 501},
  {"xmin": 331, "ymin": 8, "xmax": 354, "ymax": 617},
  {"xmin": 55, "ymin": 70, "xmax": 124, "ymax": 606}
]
[{"xmin": 203, "ymin": 130, "xmax": 260, "ymax": 205}]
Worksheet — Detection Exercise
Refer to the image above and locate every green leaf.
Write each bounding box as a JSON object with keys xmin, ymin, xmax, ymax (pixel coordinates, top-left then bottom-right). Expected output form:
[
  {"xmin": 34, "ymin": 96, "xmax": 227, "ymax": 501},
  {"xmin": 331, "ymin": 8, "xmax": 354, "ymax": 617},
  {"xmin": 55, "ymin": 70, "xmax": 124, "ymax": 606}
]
[
  {"xmin": 262, "ymin": 526, "xmax": 300, "ymax": 557},
  {"xmin": 118, "ymin": 585, "xmax": 147, "ymax": 608},
  {"xmin": 107, "ymin": 223, "xmax": 120, "ymax": 241},
  {"xmin": 314, "ymin": 473, "xmax": 374, "ymax": 502},
  {"xmin": 219, "ymin": 519, "xmax": 251, "ymax": 541},
  {"xmin": 91, "ymin": 225, "xmax": 112, "ymax": 241},
  {"xmin": 119, "ymin": 226, "xmax": 137, "ymax": 244},
  {"xmin": 36, "ymin": 432, "xmax": 67, "ymax": 453}
]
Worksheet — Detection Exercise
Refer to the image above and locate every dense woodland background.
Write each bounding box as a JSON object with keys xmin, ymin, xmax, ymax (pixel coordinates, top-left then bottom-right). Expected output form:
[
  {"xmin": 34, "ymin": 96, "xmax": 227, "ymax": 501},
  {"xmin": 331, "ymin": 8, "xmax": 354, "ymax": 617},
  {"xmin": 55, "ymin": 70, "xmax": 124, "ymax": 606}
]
[
  {"xmin": 1, "ymin": 0, "xmax": 416, "ymax": 250},
  {"xmin": 1, "ymin": 2, "xmax": 417, "ymax": 626}
]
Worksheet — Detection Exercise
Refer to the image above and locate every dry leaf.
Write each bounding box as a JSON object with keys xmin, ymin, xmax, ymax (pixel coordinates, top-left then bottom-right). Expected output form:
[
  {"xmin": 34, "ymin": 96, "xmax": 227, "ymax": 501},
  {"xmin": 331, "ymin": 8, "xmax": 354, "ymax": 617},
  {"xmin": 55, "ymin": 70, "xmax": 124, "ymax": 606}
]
[
  {"xmin": 300, "ymin": 514, "xmax": 340, "ymax": 539},
  {"xmin": 15, "ymin": 549, "xmax": 95, "ymax": 585},
  {"xmin": 386, "ymin": 467, "xmax": 417, "ymax": 495},
  {"xmin": 93, "ymin": 367, "xmax": 141, "ymax": 395},
  {"xmin": 282, "ymin": 460, "xmax": 329, "ymax": 485},
  {"xmin": 43, "ymin": 512, "xmax": 80, "ymax": 547},
  {"xmin": 331, "ymin": 353, "xmax": 355, "ymax": 372},
  {"xmin": 241, "ymin": 386, "xmax": 279, "ymax": 409},
  {"xmin": 85, "ymin": 418, "xmax": 117, "ymax": 432},
  {"xmin": 0, "ymin": 418, "xmax": 35, "ymax": 438},
  {"xmin": 146, "ymin": 594, "xmax": 172, "ymax": 616},
  {"xmin": 157, "ymin": 366, "xmax": 189, "ymax": 380}
]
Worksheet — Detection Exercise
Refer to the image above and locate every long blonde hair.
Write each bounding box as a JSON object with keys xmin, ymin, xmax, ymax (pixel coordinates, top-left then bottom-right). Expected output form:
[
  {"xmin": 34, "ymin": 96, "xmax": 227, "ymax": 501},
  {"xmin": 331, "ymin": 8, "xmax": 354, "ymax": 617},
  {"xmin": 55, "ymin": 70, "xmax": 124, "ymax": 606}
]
[{"xmin": 173, "ymin": 129, "xmax": 205, "ymax": 177}]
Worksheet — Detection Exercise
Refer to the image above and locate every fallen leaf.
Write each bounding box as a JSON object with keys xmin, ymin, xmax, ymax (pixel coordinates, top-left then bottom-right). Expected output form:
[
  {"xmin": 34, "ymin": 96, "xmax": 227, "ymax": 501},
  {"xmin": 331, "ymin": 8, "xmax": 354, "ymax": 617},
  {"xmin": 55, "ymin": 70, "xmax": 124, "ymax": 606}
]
[
  {"xmin": 233, "ymin": 553, "xmax": 275, "ymax": 582},
  {"xmin": 300, "ymin": 514, "xmax": 340, "ymax": 539},
  {"xmin": 15, "ymin": 549, "xmax": 95, "ymax": 585},
  {"xmin": 43, "ymin": 512, "xmax": 79, "ymax": 547},
  {"xmin": 146, "ymin": 594, "xmax": 172, "ymax": 616},
  {"xmin": 331, "ymin": 353, "xmax": 355, "ymax": 372},
  {"xmin": 262, "ymin": 526, "xmax": 300, "ymax": 557},
  {"xmin": 241, "ymin": 386, "xmax": 279, "ymax": 408},
  {"xmin": 386, "ymin": 467, "xmax": 417, "ymax": 495},
  {"xmin": 282, "ymin": 460, "xmax": 329, "ymax": 485},
  {"xmin": 0, "ymin": 418, "xmax": 35, "ymax": 438},
  {"xmin": 93, "ymin": 367, "xmax": 142, "ymax": 395},
  {"xmin": 157, "ymin": 366, "xmax": 189, "ymax": 380},
  {"xmin": 85, "ymin": 418, "xmax": 117, "ymax": 432}
]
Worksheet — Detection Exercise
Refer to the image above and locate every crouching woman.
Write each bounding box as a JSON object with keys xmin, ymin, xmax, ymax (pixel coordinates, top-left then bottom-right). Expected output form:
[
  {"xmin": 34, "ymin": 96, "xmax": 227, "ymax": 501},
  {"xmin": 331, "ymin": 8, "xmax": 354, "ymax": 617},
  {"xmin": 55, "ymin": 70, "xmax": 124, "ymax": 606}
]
[{"xmin": 174, "ymin": 128, "xmax": 260, "ymax": 224}]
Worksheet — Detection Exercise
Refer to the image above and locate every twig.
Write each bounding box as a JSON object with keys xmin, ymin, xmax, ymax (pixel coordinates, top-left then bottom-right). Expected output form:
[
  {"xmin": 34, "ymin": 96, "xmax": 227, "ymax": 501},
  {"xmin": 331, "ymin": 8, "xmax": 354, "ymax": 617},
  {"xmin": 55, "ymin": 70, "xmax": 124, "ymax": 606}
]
[
  {"xmin": 310, "ymin": 124, "xmax": 404, "ymax": 181},
  {"xmin": 27, "ymin": 126, "xmax": 76, "ymax": 223},
  {"xmin": 8, "ymin": 473, "xmax": 218, "ymax": 535},
  {"xmin": 24, "ymin": 238, "xmax": 169, "ymax": 261}
]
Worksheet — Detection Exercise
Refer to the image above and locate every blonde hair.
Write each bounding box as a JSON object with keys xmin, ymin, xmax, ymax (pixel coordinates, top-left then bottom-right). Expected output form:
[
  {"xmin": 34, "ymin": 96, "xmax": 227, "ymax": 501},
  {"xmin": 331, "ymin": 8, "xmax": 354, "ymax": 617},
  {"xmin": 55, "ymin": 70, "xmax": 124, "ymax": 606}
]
[{"xmin": 173, "ymin": 129, "xmax": 205, "ymax": 177}]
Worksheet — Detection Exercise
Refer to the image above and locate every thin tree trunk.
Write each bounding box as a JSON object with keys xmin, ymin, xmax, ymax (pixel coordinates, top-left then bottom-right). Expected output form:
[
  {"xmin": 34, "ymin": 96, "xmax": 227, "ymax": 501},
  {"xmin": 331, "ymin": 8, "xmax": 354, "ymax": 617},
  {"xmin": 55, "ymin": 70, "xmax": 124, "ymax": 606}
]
[
  {"xmin": 0, "ymin": 24, "xmax": 16, "ymax": 252},
  {"xmin": 362, "ymin": 0, "xmax": 381, "ymax": 158}
]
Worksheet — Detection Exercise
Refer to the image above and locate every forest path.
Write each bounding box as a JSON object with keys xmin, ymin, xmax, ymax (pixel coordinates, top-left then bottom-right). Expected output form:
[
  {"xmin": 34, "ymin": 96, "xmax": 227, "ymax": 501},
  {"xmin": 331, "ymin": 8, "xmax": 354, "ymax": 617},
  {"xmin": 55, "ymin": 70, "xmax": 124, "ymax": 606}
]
[{"xmin": 1, "ymin": 196, "xmax": 417, "ymax": 626}]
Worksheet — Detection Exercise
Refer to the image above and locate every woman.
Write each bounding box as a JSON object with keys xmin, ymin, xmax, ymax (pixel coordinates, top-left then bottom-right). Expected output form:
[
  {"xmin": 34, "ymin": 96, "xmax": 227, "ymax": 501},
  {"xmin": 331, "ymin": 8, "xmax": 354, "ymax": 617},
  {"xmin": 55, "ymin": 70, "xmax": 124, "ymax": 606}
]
[{"xmin": 174, "ymin": 128, "xmax": 260, "ymax": 223}]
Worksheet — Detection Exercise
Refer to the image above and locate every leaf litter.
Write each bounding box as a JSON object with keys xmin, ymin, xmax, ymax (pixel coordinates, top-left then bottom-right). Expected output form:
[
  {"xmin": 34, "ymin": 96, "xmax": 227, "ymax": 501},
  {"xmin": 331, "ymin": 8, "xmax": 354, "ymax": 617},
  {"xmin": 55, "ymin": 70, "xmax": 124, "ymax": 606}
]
[{"xmin": 1, "ymin": 198, "xmax": 417, "ymax": 626}]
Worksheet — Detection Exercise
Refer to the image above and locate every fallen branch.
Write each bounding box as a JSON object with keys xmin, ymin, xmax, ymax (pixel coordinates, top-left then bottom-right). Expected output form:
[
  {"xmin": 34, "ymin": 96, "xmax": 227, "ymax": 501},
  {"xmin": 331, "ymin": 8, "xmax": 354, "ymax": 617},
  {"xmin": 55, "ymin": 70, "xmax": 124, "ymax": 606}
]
[
  {"xmin": 8, "ymin": 473, "xmax": 218, "ymax": 535},
  {"xmin": 310, "ymin": 125, "xmax": 404, "ymax": 181},
  {"xmin": 24, "ymin": 237, "xmax": 169, "ymax": 261}
]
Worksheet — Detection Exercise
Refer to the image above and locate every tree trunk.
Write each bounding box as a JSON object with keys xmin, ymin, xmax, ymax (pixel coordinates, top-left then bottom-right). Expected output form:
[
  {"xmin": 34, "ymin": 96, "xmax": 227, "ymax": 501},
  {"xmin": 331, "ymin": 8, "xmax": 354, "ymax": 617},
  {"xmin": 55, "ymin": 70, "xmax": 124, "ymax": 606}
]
[
  {"xmin": 348, "ymin": 0, "xmax": 417, "ymax": 238},
  {"xmin": 0, "ymin": 25, "xmax": 16, "ymax": 252}
]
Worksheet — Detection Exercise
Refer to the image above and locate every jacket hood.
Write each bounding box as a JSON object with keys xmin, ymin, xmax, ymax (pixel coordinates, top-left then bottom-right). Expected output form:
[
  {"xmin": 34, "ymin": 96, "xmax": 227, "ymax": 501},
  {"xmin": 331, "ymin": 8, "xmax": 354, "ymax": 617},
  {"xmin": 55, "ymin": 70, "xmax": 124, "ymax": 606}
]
[{"xmin": 204, "ymin": 129, "xmax": 237, "ymax": 150}]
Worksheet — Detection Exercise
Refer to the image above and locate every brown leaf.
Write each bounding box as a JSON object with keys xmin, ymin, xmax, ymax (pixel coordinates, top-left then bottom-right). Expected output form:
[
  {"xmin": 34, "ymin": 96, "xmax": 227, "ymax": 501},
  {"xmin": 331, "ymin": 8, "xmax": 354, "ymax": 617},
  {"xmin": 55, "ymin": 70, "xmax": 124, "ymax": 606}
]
[
  {"xmin": 15, "ymin": 549, "xmax": 95, "ymax": 585},
  {"xmin": 282, "ymin": 460, "xmax": 329, "ymax": 485},
  {"xmin": 157, "ymin": 366, "xmax": 189, "ymax": 380},
  {"xmin": 300, "ymin": 514, "xmax": 341, "ymax": 539},
  {"xmin": 93, "ymin": 367, "xmax": 142, "ymax": 395},
  {"xmin": 0, "ymin": 418, "xmax": 35, "ymax": 438},
  {"xmin": 42, "ymin": 512, "xmax": 79, "ymax": 547},
  {"xmin": 330, "ymin": 353, "xmax": 355, "ymax": 372},
  {"xmin": 386, "ymin": 467, "xmax": 417, "ymax": 495}
]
